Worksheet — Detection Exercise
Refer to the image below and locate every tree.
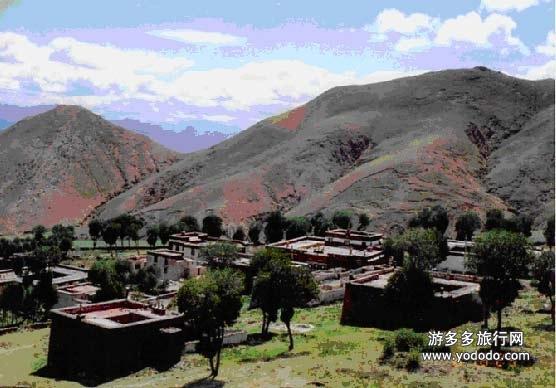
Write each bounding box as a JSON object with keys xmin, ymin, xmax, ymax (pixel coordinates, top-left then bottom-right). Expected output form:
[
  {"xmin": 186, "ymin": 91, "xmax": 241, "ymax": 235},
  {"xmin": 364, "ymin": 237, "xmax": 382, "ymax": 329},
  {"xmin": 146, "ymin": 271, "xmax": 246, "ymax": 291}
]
[
  {"xmin": 177, "ymin": 269, "xmax": 243, "ymax": 377},
  {"xmin": 58, "ymin": 237, "xmax": 73, "ymax": 257},
  {"xmin": 146, "ymin": 226, "xmax": 159, "ymax": 248},
  {"xmin": 134, "ymin": 265, "xmax": 158, "ymax": 294},
  {"xmin": 264, "ymin": 211, "xmax": 287, "ymax": 243},
  {"xmin": 202, "ymin": 215, "xmax": 224, "ymax": 237},
  {"xmin": 158, "ymin": 223, "xmax": 172, "ymax": 245},
  {"xmin": 89, "ymin": 260, "xmax": 126, "ymax": 302},
  {"xmin": 279, "ymin": 266, "xmax": 318, "ymax": 350},
  {"xmin": 358, "ymin": 213, "xmax": 370, "ymax": 231},
  {"xmin": 485, "ymin": 209, "xmax": 504, "ymax": 231},
  {"xmin": 455, "ymin": 212, "xmax": 481, "ymax": 241},
  {"xmin": 512, "ymin": 214, "xmax": 533, "ymax": 237},
  {"xmin": 310, "ymin": 212, "xmax": 332, "ymax": 236},
  {"xmin": 383, "ymin": 237, "xmax": 404, "ymax": 267},
  {"xmin": 32, "ymin": 269, "xmax": 58, "ymax": 320},
  {"xmin": 180, "ymin": 215, "xmax": 200, "ymax": 232},
  {"xmin": 250, "ymin": 249, "xmax": 318, "ymax": 349},
  {"xmin": 532, "ymin": 251, "xmax": 555, "ymax": 326},
  {"xmin": 248, "ymin": 222, "xmax": 262, "ymax": 244},
  {"xmin": 285, "ymin": 217, "xmax": 311, "ymax": 239},
  {"xmin": 102, "ymin": 222, "xmax": 120, "ymax": 256},
  {"xmin": 332, "ymin": 210, "xmax": 352, "ymax": 229},
  {"xmin": 467, "ymin": 230, "xmax": 530, "ymax": 332},
  {"xmin": 408, "ymin": 205, "xmax": 449, "ymax": 235},
  {"xmin": 232, "ymin": 227, "xmax": 245, "ymax": 241},
  {"xmin": 544, "ymin": 216, "xmax": 555, "ymax": 248},
  {"xmin": 397, "ymin": 228, "xmax": 442, "ymax": 270},
  {"xmin": 32, "ymin": 225, "xmax": 47, "ymax": 244},
  {"xmin": 199, "ymin": 242, "xmax": 239, "ymax": 269},
  {"xmin": 384, "ymin": 262, "xmax": 435, "ymax": 326},
  {"xmin": 88, "ymin": 219, "xmax": 103, "ymax": 250}
]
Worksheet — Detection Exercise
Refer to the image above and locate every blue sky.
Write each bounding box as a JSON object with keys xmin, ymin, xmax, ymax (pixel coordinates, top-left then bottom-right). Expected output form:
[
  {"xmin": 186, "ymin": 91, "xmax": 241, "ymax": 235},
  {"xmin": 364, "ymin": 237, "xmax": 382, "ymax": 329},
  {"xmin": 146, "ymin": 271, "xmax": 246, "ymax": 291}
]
[{"xmin": 0, "ymin": 0, "xmax": 554, "ymax": 131}]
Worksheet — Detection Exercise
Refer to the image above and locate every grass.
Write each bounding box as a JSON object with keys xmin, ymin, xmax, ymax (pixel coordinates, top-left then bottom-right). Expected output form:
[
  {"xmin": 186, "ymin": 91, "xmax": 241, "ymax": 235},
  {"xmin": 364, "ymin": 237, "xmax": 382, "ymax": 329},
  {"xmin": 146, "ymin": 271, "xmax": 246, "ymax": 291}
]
[{"xmin": 0, "ymin": 285, "xmax": 553, "ymax": 387}]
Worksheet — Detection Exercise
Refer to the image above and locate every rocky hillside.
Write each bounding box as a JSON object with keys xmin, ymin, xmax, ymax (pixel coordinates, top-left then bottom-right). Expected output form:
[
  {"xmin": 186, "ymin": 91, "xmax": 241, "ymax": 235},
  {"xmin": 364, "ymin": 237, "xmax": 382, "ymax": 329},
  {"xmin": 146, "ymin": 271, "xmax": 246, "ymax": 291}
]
[{"xmin": 0, "ymin": 106, "xmax": 180, "ymax": 233}]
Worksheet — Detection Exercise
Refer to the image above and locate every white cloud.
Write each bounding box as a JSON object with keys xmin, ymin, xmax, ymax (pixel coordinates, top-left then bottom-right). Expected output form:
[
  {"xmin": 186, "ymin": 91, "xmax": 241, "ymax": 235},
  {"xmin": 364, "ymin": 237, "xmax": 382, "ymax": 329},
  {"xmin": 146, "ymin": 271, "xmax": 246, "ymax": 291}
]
[
  {"xmin": 536, "ymin": 30, "xmax": 556, "ymax": 56},
  {"xmin": 201, "ymin": 114, "xmax": 236, "ymax": 122},
  {"xmin": 434, "ymin": 12, "xmax": 528, "ymax": 54},
  {"xmin": 520, "ymin": 60, "xmax": 556, "ymax": 79},
  {"xmin": 374, "ymin": 9, "xmax": 436, "ymax": 34},
  {"xmin": 480, "ymin": 0, "xmax": 540, "ymax": 12},
  {"xmin": 148, "ymin": 29, "xmax": 244, "ymax": 45},
  {"xmin": 395, "ymin": 37, "xmax": 431, "ymax": 52}
]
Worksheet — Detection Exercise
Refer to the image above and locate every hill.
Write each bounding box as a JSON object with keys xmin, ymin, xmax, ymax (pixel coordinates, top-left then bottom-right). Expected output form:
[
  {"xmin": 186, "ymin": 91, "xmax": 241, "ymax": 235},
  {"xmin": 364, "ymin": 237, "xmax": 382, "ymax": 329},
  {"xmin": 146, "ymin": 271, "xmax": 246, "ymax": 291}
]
[
  {"xmin": 96, "ymin": 67, "xmax": 554, "ymax": 232},
  {"xmin": 0, "ymin": 105, "xmax": 180, "ymax": 233}
]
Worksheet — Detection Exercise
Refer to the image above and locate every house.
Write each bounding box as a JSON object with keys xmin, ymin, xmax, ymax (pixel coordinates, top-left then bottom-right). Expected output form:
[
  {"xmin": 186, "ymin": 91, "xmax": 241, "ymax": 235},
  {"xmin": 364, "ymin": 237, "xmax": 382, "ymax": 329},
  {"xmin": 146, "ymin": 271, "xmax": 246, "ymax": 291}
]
[
  {"xmin": 267, "ymin": 229, "xmax": 385, "ymax": 269},
  {"xmin": 52, "ymin": 282, "xmax": 100, "ymax": 309},
  {"xmin": 0, "ymin": 269, "xmax": 18, "ymax": 291},
  {"xmin": 340, "ymin": 269, "xmax": 482, "ymax": 329},
  {"xmin": 147, "ymin": 231, "xmax": 252, "ymax": 282},
  {"xmin": 47, "ymin": 299, "xmax": 185, "ymax": 379}
]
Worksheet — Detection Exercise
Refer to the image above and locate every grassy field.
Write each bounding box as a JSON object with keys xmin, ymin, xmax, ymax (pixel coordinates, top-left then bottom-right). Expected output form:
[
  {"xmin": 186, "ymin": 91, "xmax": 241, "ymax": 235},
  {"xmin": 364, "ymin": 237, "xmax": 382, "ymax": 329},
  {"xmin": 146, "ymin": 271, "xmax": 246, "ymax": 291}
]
[{"xmin": 0, "ymin": 285, "xmax": 553, "ymax": 387}]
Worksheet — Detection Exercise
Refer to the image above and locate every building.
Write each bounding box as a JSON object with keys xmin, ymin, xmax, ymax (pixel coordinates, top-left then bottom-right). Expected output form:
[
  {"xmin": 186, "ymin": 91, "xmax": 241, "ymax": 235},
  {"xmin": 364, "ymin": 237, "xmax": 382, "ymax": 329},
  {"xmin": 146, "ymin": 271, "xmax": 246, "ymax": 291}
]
[
  {"xmin": 147, "ymin": 232, "xmax": 252, "ymax": 282},
  {"xmin": 268, "ymin": 229, "xmax": 384, "ymax": 269},
  {"xmin": 50, "ymin": 265, "xmax": 89, "ymax": 286},
  {"xmin": 127, "ymin": 255, "xmax": 148, "ymax": 274},
  {"xmin": 340, "ymin": 269, "xmax": 482, "ymax": 329},
  {"xmin": 0, "ymin": 269, "xmax": 18, "ymax": 291},
  {"xmin": 53, "ymin": 282, "xmax": 100, "ymax": 309},
  {"xmin": 47, "ymin": 299, "xmax": 185, "ymax": 379},
  {"xmin": 435, "ymin": 239, "xmax": 475, "ymax": 274}
]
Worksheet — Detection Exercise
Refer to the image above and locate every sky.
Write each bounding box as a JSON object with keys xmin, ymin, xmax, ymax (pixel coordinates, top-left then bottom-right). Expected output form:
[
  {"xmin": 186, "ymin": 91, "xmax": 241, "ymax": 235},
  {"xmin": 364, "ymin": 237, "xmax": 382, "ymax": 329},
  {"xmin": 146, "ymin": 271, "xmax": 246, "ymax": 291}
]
[{"xmin": 0, "ymin": 0, "xmax": 554, "ymax": 132}]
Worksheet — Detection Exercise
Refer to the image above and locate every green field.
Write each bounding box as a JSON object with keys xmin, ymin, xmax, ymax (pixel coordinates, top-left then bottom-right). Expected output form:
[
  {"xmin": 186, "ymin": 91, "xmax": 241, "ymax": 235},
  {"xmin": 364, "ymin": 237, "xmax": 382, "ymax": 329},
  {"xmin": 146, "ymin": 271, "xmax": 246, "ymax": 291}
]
[{"xmin": 0, "ymin": 285, "xmax": 553, "ymax": 387}]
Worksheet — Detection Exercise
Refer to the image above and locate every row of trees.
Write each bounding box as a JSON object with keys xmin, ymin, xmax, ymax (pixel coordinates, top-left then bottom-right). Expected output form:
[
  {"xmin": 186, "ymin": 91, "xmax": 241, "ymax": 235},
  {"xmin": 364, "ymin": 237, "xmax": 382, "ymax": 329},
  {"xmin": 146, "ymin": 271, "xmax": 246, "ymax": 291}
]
[{"xmin": 177, "ymin": 248, "xmax": 318, "ymax": 377}]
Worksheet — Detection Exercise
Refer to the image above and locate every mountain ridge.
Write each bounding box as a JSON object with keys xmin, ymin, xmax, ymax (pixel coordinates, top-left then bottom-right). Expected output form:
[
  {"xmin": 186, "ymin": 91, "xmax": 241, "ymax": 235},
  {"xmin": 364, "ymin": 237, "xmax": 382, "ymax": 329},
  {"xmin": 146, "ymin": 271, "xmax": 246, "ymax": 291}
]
[{"xmin": 95, "ymin": 67, "xmax": 555, "ymax": 232}]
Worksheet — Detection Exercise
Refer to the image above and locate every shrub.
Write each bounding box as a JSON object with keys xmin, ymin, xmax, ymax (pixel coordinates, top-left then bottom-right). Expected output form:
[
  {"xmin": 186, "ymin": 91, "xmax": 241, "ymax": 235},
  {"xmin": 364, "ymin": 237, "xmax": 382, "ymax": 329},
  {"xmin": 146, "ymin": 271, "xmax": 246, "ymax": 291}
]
[
  {"xmin": 381, "ymin": 337, "xmax": 395, "ymax": 360},
  {"xmin": 406, "ymin": 350, "xmax": 421, "ymax": 371},
  {"xmin": 393, "ymin": 329, "xmax": 425, "ymax": 352}
]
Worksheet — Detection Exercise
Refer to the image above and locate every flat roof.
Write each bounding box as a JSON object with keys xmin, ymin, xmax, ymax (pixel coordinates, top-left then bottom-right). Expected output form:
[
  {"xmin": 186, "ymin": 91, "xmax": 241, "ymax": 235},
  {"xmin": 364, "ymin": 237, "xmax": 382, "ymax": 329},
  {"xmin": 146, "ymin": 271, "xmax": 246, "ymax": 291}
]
[
  {"xmin": 147, "ymin": 249, "xmax": 184, "ymax": 258},
  {"xmin": 51, "ymin": 266, "xmax": 88, "ymax": 285},
  {"xmin": 52, "ymin": 299, "xmax": 181, "ymax": 329},
  {"xmin": 274, "ymin": 238, "xmax": 382, "ymax": 258}
]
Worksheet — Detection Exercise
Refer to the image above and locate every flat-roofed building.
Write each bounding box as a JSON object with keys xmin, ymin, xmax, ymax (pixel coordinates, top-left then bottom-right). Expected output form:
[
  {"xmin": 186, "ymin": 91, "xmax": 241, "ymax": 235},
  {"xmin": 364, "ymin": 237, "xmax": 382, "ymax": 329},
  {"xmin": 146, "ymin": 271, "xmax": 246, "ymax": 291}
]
[
  {"xmin": 340, "ymin": 270, "xmax": 482, "ymax": 329},
  {"xmin": 53, "ymin": 282, "xmax": 100, "ymax": 309},
  {"xmin": 268, "ymin": 229, "xmax": 384, "ymax": 269},
  {"xmin": 47, "ymin": 299, "xmax": 185, "ymax": 379},
  {"xmin": 0, "ymin": 269, "xmax": 18, "ymax": 291}
]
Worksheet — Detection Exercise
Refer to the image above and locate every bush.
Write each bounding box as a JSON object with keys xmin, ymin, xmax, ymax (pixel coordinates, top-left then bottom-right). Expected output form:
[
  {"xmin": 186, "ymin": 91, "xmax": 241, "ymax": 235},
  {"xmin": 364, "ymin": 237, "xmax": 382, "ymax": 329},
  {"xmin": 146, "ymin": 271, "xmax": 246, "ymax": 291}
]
[
  {"xmin": 381, "ymin": 337, "xmax": 395, "ymax": 360},
  {"xmin": 393, "ymin": 329, "xmax": 425, "ymax": 352},
  {"xmin": 406, "ymin": 350, "xmax": 420, "ymax": 371}
]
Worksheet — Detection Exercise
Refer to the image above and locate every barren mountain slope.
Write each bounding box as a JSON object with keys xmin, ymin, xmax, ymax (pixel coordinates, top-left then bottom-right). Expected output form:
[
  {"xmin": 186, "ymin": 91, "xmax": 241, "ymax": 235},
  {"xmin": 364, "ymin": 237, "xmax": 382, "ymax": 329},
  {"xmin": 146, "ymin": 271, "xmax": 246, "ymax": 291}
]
[
  {"xmin": 95, "ymin": 67, "xmax": 554, "ymax": 231},
  {"xmin": 0, "ymin": 105, "xmax": 180, "ymax": 233}
]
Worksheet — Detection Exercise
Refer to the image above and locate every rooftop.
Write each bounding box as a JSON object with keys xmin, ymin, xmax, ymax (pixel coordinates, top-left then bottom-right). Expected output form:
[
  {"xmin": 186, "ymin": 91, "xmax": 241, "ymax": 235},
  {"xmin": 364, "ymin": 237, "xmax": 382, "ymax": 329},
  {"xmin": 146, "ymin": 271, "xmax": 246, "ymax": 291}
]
[
  {"xmin": 52, "ymin": 299, "xmax": 182, "ymax": 329},
  {"xmin": 270, "ymin": 236, "xmax": 383, "ymax": 258},
  {"xmin": 57, "ymin": 282, "xmax": 99, "ymax": 296},
  {"xmin": 0, "ymin": 269, "xmax": 17, "ymax": 285},
  {"xmin": 147, "ymin": 249, "xmax": 184, "ymax": 259}
]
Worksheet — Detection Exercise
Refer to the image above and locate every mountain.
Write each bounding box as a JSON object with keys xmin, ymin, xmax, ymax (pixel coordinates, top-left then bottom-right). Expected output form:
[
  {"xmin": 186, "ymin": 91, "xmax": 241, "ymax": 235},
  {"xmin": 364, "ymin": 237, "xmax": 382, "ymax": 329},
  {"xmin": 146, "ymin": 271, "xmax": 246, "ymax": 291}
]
[
  {"xmin": 111, "ymin": 119, "xmax": 232, "ymax": 154},
  {"xmin": 96, "ymin": 68, "xmax": 555, "ymax": 232},
  {"xmin": 0, "ymin": 106, "xmax": 180, "ymax": 233}
]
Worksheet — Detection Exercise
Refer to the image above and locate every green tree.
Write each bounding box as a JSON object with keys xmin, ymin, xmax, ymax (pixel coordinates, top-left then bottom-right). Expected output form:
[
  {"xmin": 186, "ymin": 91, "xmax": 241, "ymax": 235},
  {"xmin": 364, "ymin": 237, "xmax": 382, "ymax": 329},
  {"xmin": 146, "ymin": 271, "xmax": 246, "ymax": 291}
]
[
  {"xmin": 0, "ymin": 283, "xmax": 24, "ymax": 326},
  {"xmin": 455, "ymin": 211, "xmax": 481, "ymax": 241},
  {"xmin": 485, "ymin": 209, "xmax": 504, "ymax": 231},
  {"xmin": 408, "ymin": 205, "xmax": 449, "ymax": 235},
  {"xmin": 251, "ymin": 249, "xmax": 318, "ymax": 349},
  {"xmin": 397, "ymin": 228, "xmax": 442, "ymax": 270},
  {"xmin": 134, "ymin": 265, "xmax": 159, "ymax": 294},
  {"xmin": 467, "ymin": 230, "xmax": 530, "ymax": 332},
  {"xmin": 264, "ymin": 211, "xmax": 287, "ymax": 243},
  {"xmin": 232, "ymin": 227, "xmax": 245, "ymax": 241},
  {"xmin": 158, "ymin": 223, "xmax": 172, "ymax": 245},
  {"xmin": 384, "ymin": 262, "xmax": 435, "ymax": 326},
  {"xmin": 102, "ymin": 222, "xmax": 120, "ymax": 256},
  {"xmin": 32, "ymin": 269, "xmax": 58, "ymax": 320},
  {"xmin": 202, "ymin": 215, "xmax": 224, "ymax": 237},
  {"xmin": 358, "ymin": 213, "xmax": 370, "ymax": 231},
  {"xmin": 180, "ymin": 215, "xmax": 200, "ymax": 232},
  {"xmin": 532, "ymin": 251, "xmax": 555, "ymax": 326},
  {"xmin": 199, "ymin": 242, "xmax": 239, "ymax": 269},
  {"xmin": 146, "ymin": 225, "xmax": 159, "ymax": 248},
  {"xmin": 58, "ymin": 237, "xmax": 73, "ymax": 257},
  {"xmin": 89, "ymin": 260, "xmax": 126, "ymax": 301},
  {"xmin": 310, "ymin": 212, "xmax": 332, "ymax": 236},
  {"xmin": 177, "ymin": 269, "xmax": 243, "ymax": 377},
  {"xmin": 32, "ymin": 225, "xmax": 47, "ymax": 244},
  {"xmin": 285, "ymin": 217, "xmax": 311, "ymax": 239},
  {"xmin": 88, "ymin": 219, "xmax": 103, "ymax": 250},
  {"xmin": 332, "ymin": 210, "xmax": 352, "ymax": 229},
  {"xmin": 544, "ymin": 216, "xmax": 555, "ymax": 248},
  {"xmin": 248, "ymin": 222, "xmax": 262, "ymax": 244}
]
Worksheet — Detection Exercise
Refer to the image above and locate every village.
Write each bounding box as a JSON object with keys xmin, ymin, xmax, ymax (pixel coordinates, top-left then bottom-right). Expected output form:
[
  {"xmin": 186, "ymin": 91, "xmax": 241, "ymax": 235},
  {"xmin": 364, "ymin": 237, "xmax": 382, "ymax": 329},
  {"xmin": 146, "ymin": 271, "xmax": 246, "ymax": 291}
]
[{"xmin": 0, "ymin": 207, "xmax": 554, "ymax": 386}]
